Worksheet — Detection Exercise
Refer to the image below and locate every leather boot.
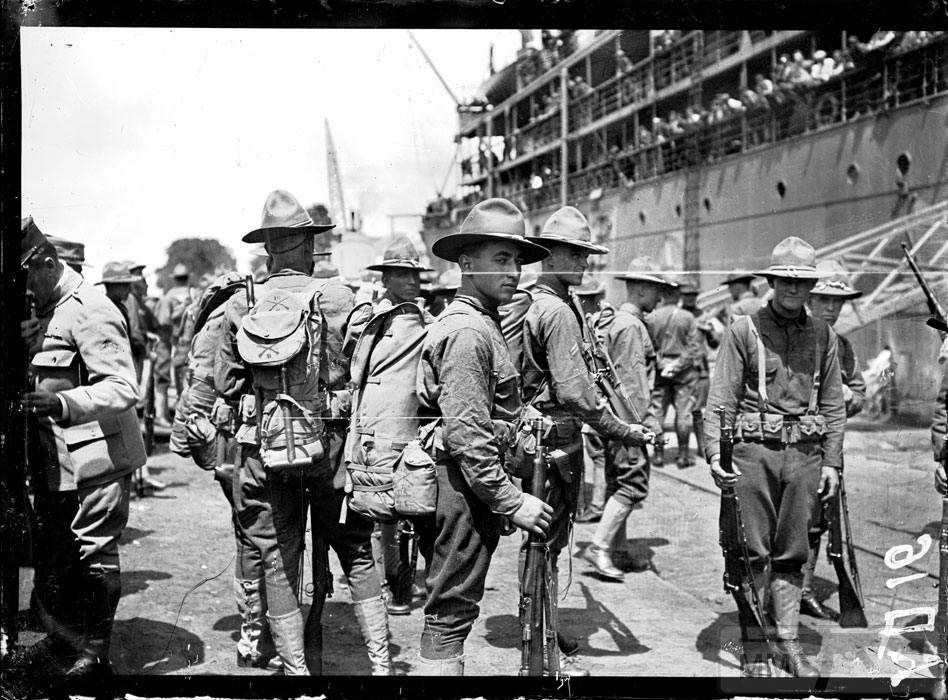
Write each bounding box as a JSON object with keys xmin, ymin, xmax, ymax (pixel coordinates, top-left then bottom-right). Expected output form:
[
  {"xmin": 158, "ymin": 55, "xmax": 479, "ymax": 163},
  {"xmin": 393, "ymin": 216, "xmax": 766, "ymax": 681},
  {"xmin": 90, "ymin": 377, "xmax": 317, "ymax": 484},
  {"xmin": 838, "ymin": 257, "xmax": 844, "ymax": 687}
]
[
  {"xmin": 415, "ymin": 654, "xmax": 464, "ymax": 676},
  {"xmin": 675, "ymin": 431, "xmax": 693, "ymax": 468},
  {"xmin": 582, "ymin": 545, "xmax": 624, "ymax": 582},
  {"xmin": 771, "ymin": 572, "xmax": 819, "ymax": 678},
  {"xmin": 557, "ymin": 632, "xmax": 580, "ymax": 657},
  {"xmin": 63, "ymin": 569, "xmax": 121, "ymax": 681},
  {"xmin": 586, "ymin": 497, "xmax": 632, "ymax": 581},
  {"xmin": 652, "ymin": 443, "xmax": 664, "ymax": 468},
  {"xmin": 799, "ymin": 537, "xmax": 839, "ymax": 621},
  {"xmin": 353, "ymin": 596, "xmax": 393, "ymax": 676},
  {"xmin": 266, "ymin": 610, "xmax": 308, "ymax": 675},
  {"xmin": 154, "ymin": 390, "xmax": 172, "ymax": 428},
  {"xmin": 234, "ymin": 578, "xmax": 282, "ymax": 671}
]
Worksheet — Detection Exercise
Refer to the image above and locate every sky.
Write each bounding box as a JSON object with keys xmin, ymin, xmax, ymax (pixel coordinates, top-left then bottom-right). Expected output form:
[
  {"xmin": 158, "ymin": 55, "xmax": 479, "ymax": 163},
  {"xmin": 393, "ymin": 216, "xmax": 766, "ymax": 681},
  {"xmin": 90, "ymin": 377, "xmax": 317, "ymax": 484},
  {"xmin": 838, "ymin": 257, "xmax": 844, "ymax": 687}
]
[{"xmin": 21, "ymin": 28, "xmax": 523, "ymax": 284}]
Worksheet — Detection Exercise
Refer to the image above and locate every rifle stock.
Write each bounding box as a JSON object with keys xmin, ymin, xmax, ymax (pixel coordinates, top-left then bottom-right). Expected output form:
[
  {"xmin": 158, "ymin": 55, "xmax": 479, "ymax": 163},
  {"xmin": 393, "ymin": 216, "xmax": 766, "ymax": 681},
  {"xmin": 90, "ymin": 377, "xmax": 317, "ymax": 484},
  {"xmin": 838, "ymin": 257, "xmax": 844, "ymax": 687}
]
[
  {"xmin": 901, "ymin": 243, "xmax": 948, "ymax": 335},
  {"xmin": 827, "ymin": 473, "xmax": 868, "ymax": 628}
]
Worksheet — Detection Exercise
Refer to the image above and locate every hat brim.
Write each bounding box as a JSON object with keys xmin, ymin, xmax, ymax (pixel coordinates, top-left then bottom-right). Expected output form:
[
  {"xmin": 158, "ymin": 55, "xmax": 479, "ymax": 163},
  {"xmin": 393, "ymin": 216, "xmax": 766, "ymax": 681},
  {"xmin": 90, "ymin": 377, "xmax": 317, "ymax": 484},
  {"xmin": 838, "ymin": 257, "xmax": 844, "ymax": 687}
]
[
  {"xmin": 754, "ymin": 266, "xmax": 823, "ymax": 280},
  {"xmin": 525, "ymin": 235, "xmax": 610, "ymax": 255},
  {"xmin": 724, "ymin": 274, "xmax": 756, "ymax": 285},
  {"xmin": 365, "ymin": 261, "xmax": 435, "ymax": 273},
  {"xmin": 242, "ymin": 224, "xmax": 336, "ymax": 244},
  {"xmin": 615, "ymin": 272, "xmax": 675, "ymax": 286},
  {"xmin": 810, "ymin": 287, "xmax": 863, "ymax": 299},
  {"xmin": 96, "ymin": 276, "xmax": 138, "ymax": 285},
  {"xmin": 432, "ymin": 233, "xmax": 550, "ymax": 265}
]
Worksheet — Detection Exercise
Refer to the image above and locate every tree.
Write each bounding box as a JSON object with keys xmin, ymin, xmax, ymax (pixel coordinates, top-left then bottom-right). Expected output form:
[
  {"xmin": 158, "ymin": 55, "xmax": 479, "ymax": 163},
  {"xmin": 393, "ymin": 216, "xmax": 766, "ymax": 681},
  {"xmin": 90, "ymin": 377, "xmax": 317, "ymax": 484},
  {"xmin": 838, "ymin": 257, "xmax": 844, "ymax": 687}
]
[{"xmin": 156, "ymin": 238, "xmax": 236, "ymax": 292}]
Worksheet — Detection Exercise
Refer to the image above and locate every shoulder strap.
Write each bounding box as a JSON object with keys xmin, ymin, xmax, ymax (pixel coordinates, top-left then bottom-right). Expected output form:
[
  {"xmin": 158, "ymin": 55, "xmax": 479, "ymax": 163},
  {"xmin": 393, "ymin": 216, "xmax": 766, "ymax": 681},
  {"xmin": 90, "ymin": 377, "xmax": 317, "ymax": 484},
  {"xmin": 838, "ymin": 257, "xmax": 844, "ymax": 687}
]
[
  {"xmin": 745, "ymin": 314, "xmax": 769, "ymax": 414},
  {"xmin": 808, "ymin": 322, "xmax": 823, "ymax": 415}
]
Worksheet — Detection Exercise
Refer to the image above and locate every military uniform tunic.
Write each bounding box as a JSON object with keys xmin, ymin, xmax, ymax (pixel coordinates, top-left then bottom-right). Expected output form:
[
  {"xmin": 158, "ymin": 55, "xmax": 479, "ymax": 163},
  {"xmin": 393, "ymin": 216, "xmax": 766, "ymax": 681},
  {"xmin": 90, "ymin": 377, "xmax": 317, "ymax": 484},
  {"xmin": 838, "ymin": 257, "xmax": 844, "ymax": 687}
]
[
  {"xmin": 647, "ymin": 302, "xmax": 702, "ymax": 445},
  {"xmin": 416, "ymin": 294, "xmax": 524, "ymax": 659}
]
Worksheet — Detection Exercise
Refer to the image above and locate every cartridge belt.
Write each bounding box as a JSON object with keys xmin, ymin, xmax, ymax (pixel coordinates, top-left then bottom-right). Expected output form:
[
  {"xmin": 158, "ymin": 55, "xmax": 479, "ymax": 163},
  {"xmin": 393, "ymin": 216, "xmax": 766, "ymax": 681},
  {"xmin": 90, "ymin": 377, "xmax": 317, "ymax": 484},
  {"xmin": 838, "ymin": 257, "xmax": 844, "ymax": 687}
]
[{"xmin": 734, "ymin": 412, "xmax": 827, "ymax": 445}]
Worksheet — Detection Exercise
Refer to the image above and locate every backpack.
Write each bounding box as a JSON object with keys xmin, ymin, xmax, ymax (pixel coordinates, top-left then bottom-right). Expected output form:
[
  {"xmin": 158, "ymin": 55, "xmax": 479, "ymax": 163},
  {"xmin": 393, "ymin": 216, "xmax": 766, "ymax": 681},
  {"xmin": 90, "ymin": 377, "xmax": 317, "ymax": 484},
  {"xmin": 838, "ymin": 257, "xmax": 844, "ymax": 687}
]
[
  {"xmin": 236, "ymin": 279, "xmax": 327, "ymax": 473},
  {"xmin": 499, "ymin": 288, "xmax": 534, "ymax": 371},
  {"xmin": 343, "ymin": 302, "xmax": 433, "ymax": 522}
]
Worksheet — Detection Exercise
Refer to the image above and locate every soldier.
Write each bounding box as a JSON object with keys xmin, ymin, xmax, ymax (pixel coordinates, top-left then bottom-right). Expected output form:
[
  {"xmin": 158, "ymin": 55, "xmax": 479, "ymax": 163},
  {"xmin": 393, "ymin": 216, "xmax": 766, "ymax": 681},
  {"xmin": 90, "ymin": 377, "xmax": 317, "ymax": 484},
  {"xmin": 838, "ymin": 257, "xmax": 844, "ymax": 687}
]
[
  {"xmin": 96, "ymin": 262, "xmax": 138, "ymax": 342},
  {"xmin": 800, "ymin": 260, "xmax": 867, "ymax": 620},
  {"xmin": 156, "ymin": 263, "xmax": 194, "ymax": 424},
  {"xmin": 521, "ymin": 206, "xmax": 653, "ymax": 671},
  {"xmin": 349, "ymin": 237, "xmax": 435, "ymax": 617},
  {"xmin": 584, "ymin": 258, "xmax": 667, "ymax": 580},
  {"xmin": 647, "ymin": 275, "xmax": 703, "ymax": 468},
  {"xmin": 678, "ymin": 277, "xmax": 717, "ymax": 415},
  {"xmin": 46, "ymin": 235, "xmax": 89, "ymax": 276},
  {"xmin": 705, "ymin": 236, "xmax": 846, "ymax": 678},
  {"xmin": 426, "ymin": 268, "xmax": 461, "ymax": 317},
  {"xmin": 415, "ymin": 198, "xmax": 553, "ymax": 675},
  {"xmin": 725, "ymin": 271, "xmax": 762, "ymax": 320},
  {"xmin": 572, "ymin": 278, "xmax": 611, "ymax": 524},
  {"xmin": 499, "ymin": 267, "xmax": 538, "ymax": 371},
  {"xmin": 17, "ymin": 217, "xmax": 146, "ymax": 684},
  {"xmin": 215, "ymin": 190, "xmax": 387, "ymax": 675}
]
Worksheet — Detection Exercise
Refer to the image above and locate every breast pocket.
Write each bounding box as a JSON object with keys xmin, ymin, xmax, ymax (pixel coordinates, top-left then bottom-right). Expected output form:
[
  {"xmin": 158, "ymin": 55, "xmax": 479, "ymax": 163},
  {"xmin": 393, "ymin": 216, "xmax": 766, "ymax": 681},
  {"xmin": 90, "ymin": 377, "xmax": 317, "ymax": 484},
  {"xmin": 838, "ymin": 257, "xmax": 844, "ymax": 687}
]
[{"xmin": 31, "ymin": 349, "xmax": 81, "ymax": 393}]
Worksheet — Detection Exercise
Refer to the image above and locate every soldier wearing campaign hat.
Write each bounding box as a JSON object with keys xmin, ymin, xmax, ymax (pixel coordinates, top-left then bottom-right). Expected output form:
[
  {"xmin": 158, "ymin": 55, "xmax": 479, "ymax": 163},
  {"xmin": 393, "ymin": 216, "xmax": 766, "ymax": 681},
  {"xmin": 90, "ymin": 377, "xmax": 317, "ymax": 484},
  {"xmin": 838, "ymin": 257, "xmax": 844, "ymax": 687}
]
[
  {"xmin": 426, "ymin": 268, "xmax": 461, "ymax": 318},
  {"xmin": 157, "ymin": 264, "xmax": 196, "ymax": 422},
  {"xmin": 799, "ymin": 259, "xmax": 867, "ymax": 621},
  {"xmin": 520, "ymin": 207, "xmax": 654, "ymax": 674},
  {"xmin": 16, "ymin": 217, "xmax": 145, "ymax": 685},
  {"xmin": 725, "ymin": 270, "xmax": 762, "ymax": 320},
  {"xmin": 704, "ymin": 236, "xmax": 846, "ymax": 678},
  {"xmin": 415, "ymin": 198, "xmax": 553, "ymax": 675},
  {"xmin": 214, "ymin": 190, "xmax": 387, "ymax": 675},
  {"xmin": 583, "ymin": 257, "xmax": 668, "ymax": 580}
]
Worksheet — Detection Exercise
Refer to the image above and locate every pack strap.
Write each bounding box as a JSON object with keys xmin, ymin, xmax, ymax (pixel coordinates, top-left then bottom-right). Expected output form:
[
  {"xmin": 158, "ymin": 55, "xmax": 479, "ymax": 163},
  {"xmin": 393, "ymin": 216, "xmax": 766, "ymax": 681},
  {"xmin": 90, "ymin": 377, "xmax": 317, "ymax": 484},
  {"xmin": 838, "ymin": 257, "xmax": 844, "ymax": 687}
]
[
  {"xmin": 807, "ymin": 329, "xmax": 822, "ymax": 415},
  {"xmin": 745, "ymin": 316, "xmax": 769, "ymax": 414}
]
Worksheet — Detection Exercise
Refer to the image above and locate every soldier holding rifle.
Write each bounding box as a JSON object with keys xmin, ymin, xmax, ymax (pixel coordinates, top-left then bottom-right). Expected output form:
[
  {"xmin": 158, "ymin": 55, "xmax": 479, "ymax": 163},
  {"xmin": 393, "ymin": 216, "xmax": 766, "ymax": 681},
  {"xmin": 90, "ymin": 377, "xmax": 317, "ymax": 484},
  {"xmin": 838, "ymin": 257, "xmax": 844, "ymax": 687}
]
[
  {"xmin": 705, "ymin": 236, "xmax": 846, "ymax": 678},
  {"xmin": 521, "ymin": 206, "xmax": 654, "ymax": 672},
  {"xmin": 415, "ymin": 198, "xmax": 552, "ymax": 675}
]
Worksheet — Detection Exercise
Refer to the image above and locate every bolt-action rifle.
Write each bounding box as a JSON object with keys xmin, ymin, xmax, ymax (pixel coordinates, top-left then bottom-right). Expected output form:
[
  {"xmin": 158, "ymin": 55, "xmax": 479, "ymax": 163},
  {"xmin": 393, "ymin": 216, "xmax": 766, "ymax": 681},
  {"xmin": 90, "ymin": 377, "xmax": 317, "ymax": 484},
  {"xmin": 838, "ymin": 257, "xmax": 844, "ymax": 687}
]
[
  {"xmin": 825, "ymin": 465, "xmax": 868, "ymax": 628},
  {"xmin": 901, "ymin": 242, "xmax": 948, "ymax": 337},
  {"xmin": 938, "ymin": 434, "xmax": 948, "ymax": 700},
  {"xmin": 570, "ymin": 294, "xmax": 658, "ymax": 458},
  {"xmin": 520, "ymin": 417, "xmax": 559, "ymax": 677},
  {"xmin": 716, "ymin": 407, "xmax": 775, "ymax": 657}
]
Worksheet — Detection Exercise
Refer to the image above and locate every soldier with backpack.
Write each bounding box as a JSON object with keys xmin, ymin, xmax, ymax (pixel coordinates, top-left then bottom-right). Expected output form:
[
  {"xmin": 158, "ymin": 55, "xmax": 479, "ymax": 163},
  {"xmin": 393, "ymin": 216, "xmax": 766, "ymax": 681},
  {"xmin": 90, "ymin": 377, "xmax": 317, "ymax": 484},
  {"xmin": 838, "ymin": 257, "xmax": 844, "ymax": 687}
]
[
  {"xmin": 344, "ymin": 237, "xmax": 435, "ymax": 618},
  {"xmin": 214, "ymin": 190, "xmax": 387, "ymax": 675},
  {"xmin": 415, "ymin": 198, "xmax": 553, "ymax": 675},
  {"xmin": 156, "ymin": 264, "xmax": 194, "ymax": 425}
]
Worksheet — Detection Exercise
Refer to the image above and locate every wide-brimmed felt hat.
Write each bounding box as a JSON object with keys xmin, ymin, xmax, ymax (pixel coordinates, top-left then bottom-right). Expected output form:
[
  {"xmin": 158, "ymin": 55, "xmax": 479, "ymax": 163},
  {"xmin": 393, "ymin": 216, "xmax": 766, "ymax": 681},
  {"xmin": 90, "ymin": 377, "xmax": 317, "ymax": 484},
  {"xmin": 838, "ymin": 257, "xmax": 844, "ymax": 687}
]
[
  {"xmin": 48, "ymin": 235, "xmax": 90, "ymax": 268},
  {"xmin": 526, "ymin": 206, "xmax": 609, "ymax": 254},
  {"xmin": 366, "ymin": 236, "xmax": 433, "ymax": 272},
  {"xmin": 677, "ymin": 275, "xmax": 701, "ymax": 294},
  {"xmin": 723, "ymin": 271, "xmax": 756, "ymax": 285},
  {"xmin": 810, "ymin": 260, "xmax": 862, "ymax": 299},
  {"xmin": 124, "ymin": 260, "xmax": 145, "ymax": 275},
  {"xmin": 573, "ymin": 277, "xmax": 606, "ymax": 296},
  {"xmin": 430, "ymin": 268, "xmax": 461, "ymax": 293},
  {"xmin": 97, "ymin": 261, "xmax": 139, "ymax": 285},
  {"xmin": 242, "ymin": 189, "xmax": 335, "ymax": 244},
  {"xmin": 615, "ymin": 256, "xmax": 677, "ymax": 286},
  {"xmin": 21, "ymin": 216, "xmax": 48, "ymax": 267},
  {"xmin": 431, "ymin": 198, "xmax": 549, "ymax": 264},
  {"xmin": 754, "ymin": 236, "xmax": 823, "ymax": 279}
]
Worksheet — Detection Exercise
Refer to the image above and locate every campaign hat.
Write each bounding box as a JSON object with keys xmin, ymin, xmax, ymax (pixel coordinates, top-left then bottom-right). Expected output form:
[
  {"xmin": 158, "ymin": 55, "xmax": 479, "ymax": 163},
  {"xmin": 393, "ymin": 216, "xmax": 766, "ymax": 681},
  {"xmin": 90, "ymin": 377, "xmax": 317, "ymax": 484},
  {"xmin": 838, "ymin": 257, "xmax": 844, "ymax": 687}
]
[
  {"xmin": 754, "ymin": 236, "xmax": 823, "ymax": 279},
  {"xmin": 677, "ymin": 275, "xmax": 701, "ymax": 294},
  {"xmin": 48, "ymin": 235, "xmax": 90, "ymax": 268},
  {"xmin": 615, "ymin": 256, "xmax": 676, "ymax": 286},
  {"xmin": 21, "ymin": 216, "xmax": 48, "ymax": 267},
  {"xmin": 526, "ymin": 206, "xmax": 609, "ymax": 254},
  {"xmin": 810, "ymin": 260, "xmax": 862, "ymax": 299},
  {"xmin": 430, "ymin": 268, "xmax": 461, "ymax": 293},
  {"xmin": 723, "ymin": 271, "xmax": 756, "ymax": 285},
  {"xmin": 242, "ymin": 189, "xmax": 335, "ymax": 244},
  {"xmin": 97, "ymin": 261, "xmax": 139, "ymax": 285},
  {"xmin": 431, "ymin": 198, "xmax": 549, "ymax": 264},
  {"xmin": 365, "ymin": 236, "xmax": 433, "ymax": 272},
  {"xmin": 573, "ymin": 276, "xmax": 606, "ymax": 296},
  {"xmin": 124, "ymin": 260, "xmax": 146, "ymax": 276}
]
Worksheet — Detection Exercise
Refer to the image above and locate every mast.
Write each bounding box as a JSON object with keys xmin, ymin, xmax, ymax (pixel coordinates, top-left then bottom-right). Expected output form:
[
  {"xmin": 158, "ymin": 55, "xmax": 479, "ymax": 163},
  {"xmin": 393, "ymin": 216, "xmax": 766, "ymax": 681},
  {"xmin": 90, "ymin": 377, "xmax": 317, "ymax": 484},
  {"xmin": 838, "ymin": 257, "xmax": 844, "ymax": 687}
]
[{"xmin": 325, "ymin": 119, "xmax": 348, "ymax": 231}]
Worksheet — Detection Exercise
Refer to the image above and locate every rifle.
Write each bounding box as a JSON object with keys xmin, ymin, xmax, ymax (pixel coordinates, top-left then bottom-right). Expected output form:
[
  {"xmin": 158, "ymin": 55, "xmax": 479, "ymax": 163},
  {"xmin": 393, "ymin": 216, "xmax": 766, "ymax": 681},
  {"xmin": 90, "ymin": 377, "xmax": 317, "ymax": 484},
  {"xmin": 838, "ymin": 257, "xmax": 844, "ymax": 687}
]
[
  {"xmin": 901, "ymin": 242, "xmax": 948, "ymax": 336},
  {"xmin": 394, "ymin": 519, "xmax": 420, "ymax": 609},
  {"xmin": 938, "ymin": 448, "xmax": 948, "ymax": 699},
  {"xmin": 142, "ymin": 334, "xmax": 157, "ymax": 459},
  {"xmin": 520, "ymin": 417, "xmax": 558, "ymax": 676},
  {"xmin": 716, "ymin": 407, "xmax": 775, "ymax": 658},
  {"xmin": 570, "ymin": 294, "xmax": 658, "ymax": 458},
  {"xmin": 826, "ymin": 469, "xmax": 868, "ymax": 628}
]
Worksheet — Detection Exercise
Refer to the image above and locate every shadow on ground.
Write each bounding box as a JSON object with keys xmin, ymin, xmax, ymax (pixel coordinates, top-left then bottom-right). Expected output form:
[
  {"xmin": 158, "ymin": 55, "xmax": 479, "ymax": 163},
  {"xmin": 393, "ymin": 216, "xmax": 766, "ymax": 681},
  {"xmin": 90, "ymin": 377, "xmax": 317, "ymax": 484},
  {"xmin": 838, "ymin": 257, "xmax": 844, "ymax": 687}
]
[{"xmin": 111, "ymin": 617, "xmax": 205, "ymax": 674}]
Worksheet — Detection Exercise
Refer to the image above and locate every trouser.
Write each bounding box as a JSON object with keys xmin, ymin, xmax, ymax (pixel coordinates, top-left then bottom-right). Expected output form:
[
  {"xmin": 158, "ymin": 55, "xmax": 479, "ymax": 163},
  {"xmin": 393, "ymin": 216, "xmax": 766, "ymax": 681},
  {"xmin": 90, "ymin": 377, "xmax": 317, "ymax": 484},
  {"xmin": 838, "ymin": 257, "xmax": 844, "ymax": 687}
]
[
  {"xmin": 579, "ymin": 425, "xmax": 606, "ymax": 515},
  {"xmin": 154, "ymin": 338, "xmax": 171, "ymax": 391},
  {"xmin": 421, "ymin": 461, "xmax": 503, "ymax": 660},
  {"xmin": 30, "ymin": 474, "xmax": 131, "ymax": 657},
  {"xmin": 520, "ymin": 432, "xmax": 582, "ymax": 562},
  {"xmin": 604, "ymin": 440, "xmax": 650, "ymax": 507},
  {"xmin": 650, "ymin": 366, "xmax": 698, "ymax": 451},
  {"xmin": 801, "ymin": 496, "xmax": 831, "ymax": 597},
  {"xmin": 1, "ymin": 463, "xmax": 31, "ymax": 654},
  {"xmin": 374, "ymin": 517, "xmax": 435, "ymax": 604},
  {"xmin": 215, "ymin": 465, "xmax": 266, "ymax": 581},
  {"xmin": 693, "ymin": 373, "xmax": 710, "ymax": 413}
]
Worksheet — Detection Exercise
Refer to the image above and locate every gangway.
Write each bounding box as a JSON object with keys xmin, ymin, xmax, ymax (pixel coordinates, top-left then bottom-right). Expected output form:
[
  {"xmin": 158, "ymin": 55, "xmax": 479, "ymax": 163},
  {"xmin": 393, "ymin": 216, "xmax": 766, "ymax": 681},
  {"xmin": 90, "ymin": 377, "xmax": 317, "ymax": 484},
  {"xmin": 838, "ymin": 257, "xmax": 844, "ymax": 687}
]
[{"xmin": 696, "ymin": 198, "xmax": 948, "ymax": 336}]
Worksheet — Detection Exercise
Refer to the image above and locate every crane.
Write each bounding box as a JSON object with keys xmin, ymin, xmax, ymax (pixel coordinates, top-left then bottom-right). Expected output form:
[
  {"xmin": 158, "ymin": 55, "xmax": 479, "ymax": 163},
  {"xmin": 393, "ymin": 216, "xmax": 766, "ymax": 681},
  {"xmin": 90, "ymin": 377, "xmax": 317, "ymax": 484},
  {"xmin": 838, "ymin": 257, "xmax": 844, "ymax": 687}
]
[{"xmin": 325, "ymin": 119, "xmax": 352, "ymax": 231}]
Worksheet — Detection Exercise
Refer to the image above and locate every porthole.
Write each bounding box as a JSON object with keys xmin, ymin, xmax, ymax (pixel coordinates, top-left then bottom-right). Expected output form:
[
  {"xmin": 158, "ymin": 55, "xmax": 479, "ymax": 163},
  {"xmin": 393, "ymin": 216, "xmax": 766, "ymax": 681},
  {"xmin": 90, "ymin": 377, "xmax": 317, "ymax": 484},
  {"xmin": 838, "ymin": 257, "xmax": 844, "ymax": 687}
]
[
  {"xmin": 846, "ymin": 163, "xmax": 860, "ymax": 185},
  {"xmin": 776, "ymin": 181, "xmax": 787, "ymax": 198},
  {"xmin": 639, "ymin": 211, "xmax": 647, "ymax": 224},
  {"xmin": 703, "ymin": 197, "xmax": 712, "ymax": 212},
  {"xmin": 675, "ymin": 204, "xmax": 682, "ymax": 217},
  {"xmin": 897, "ymin": 152, "xmax": 911, "ymax": 177}
]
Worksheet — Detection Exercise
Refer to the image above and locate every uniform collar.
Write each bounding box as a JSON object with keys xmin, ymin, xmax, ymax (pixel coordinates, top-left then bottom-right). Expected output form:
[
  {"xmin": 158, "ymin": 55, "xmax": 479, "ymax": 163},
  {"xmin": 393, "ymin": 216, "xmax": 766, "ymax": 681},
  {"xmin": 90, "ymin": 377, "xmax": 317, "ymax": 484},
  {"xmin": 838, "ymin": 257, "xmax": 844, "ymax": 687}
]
[
  {"xmin": 38, "ymin": 265, "xmax": 83, "ymax": 316},
  {"xmin": 534, "ymin": 281, "xmax": 569, "ymax": 301},
  {"xmin": 264, "ymin": 268, "xmax": 310, "ymax": 281},
  {"xmin": 762, "ymin": 300, "xmax": 807, "ymax": 328},
  {"xmin": 619, "ymin": 301, "xmax": 645, "ymax": 319},
  {"xmin": 454, "ymin": 293, "xmax": 501, "ymax": 323}
]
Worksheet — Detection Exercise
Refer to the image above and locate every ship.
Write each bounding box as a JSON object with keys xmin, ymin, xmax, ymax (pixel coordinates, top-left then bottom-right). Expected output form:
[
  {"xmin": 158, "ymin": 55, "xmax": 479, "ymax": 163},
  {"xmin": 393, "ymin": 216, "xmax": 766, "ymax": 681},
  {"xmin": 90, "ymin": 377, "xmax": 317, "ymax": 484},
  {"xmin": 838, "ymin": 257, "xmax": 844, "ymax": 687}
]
[{"xmin": 420, "ymin": 29, "xmax": 948, "ymax": 419}]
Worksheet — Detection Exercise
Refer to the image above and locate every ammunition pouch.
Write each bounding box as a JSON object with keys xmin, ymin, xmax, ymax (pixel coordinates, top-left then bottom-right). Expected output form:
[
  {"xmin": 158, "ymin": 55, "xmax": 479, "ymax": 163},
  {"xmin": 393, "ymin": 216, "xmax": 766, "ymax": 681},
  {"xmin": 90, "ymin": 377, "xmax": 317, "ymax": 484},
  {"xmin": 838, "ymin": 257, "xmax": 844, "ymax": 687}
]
[
  {"xmin": 505, "ymin": 406, "xmax": 554, "ymax": 480},
  {"xmin": 392, "ymin": 439, "xmax": 437, "ymax": 517},
  {"xmin": 547, "ymin": 441, "xmax": 583, "ymax": 483},
  {"xmin": 235, "ymin": 393, "xmax": 258, "ymax": 446},
  {"xmin": 734, "ymin": 412, "xmax": 826, "ymax": 445}
]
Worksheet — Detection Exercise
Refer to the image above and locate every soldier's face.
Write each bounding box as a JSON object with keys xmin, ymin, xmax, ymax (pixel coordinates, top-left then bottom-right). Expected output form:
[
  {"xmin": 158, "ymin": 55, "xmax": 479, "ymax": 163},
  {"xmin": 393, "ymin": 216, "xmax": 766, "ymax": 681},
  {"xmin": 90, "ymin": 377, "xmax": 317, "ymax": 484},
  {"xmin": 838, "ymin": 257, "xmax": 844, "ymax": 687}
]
[
  {"xmin": 459, "ymin": 241, "xmax": 522, "ymax": 306},
  {"xmin": 381, "ymin": 268, "xmax": 421, "ymax": 304},
  {"xmin": 26, "ymin": 255, "xmax": 61, "ymax": 306},
  {"xmin": 809, "ymin": 294, "xmax": 845, "ymax": 326},
  {"xmin": 770, "ymin": 276, "xmax": 816, "ymax": 315},
  {"xmin": 545, "ymin": 244, "xmax": 589, "ymax": 287}
]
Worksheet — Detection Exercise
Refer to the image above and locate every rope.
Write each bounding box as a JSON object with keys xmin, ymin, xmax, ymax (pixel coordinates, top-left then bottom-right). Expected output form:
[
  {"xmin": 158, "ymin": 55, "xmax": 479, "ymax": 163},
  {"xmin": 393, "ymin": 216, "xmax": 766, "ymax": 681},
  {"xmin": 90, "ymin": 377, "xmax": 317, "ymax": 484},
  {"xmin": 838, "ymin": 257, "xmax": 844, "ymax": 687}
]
[{"xmin": 159, "ymin": 553, "xmax": 235, "ymax": 661}]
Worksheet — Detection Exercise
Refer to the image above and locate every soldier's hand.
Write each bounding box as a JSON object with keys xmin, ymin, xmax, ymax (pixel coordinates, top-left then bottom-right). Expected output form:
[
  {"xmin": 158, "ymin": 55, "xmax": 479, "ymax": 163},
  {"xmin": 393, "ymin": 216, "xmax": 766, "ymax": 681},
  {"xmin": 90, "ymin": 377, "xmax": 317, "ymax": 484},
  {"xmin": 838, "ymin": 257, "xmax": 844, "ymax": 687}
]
[
  {"xmin": 936, "ymin": 463, "xmax": 948, "ymax": 497},
  {"xmin": 22, "ymin": 391, "xmax": 63, "ymax": 419},
  {"xmin": 510, "ymin": 493, "xmax": 553, "ymax": 537},
  {"xmin": 709, "ymin": 455, "xmax": 740, "ymax": 489},
  {"xmin": 624, "ymin": 423, "xmax": 655, "ymax": 447},
  {"xmin": 819, "ymin": 466, "xmax": 840, "ymax": 503}
]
